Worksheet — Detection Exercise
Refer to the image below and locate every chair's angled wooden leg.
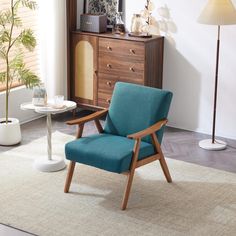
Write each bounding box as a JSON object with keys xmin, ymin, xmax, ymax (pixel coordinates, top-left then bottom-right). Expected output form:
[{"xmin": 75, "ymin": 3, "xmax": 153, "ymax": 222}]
[
  {"xmin": 64, "ymin": 120, "xmax": 83, "ymax": 193},
  {"xmin": 158, "ymin": 150, "xmax": 172, "ymax": 183},
  {"xmin": 76, "ymin": 124, "xmax": 84, "ymax": 139},
  {"xmin": 64, "ymin": 161, "xmax": 76, "ymax": 193},
  {"xmin": 94, "ymin": 119, "xmax": 103, "ymax": 133},
  {"xmin": 151, "ymin": 133, "xmax": 172, "ymax": 183},
  {"xmin": 121, "ymin": 171, "xmax": 135, "ymax": 210},
  {"xmin": 121, "ymin": 139, "xmax": 141, "ymax": 210}
]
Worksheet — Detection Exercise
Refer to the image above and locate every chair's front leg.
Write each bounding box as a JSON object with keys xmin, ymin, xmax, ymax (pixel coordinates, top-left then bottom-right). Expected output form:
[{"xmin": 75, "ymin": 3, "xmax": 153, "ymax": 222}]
[
  {"xmin": 121, "ymin": 139, "xmax": 141, "ymax": 210},
  {"xmin": 64, "ymin": 124, "xmax": 84, "ymax": 193},
  {"xmin": 151, "ymin": 133, "xmax": 172, "ymax": 183},
  {"xmin": 64, "ymin": 161, "xmax": 76, "ymax": 193}
]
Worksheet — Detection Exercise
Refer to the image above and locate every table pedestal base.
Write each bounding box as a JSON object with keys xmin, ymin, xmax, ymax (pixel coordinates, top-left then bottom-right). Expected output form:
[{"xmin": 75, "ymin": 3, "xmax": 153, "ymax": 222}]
[{"xmin": 33, "ymin": 156, "xmax": 66, "ymax": 172}]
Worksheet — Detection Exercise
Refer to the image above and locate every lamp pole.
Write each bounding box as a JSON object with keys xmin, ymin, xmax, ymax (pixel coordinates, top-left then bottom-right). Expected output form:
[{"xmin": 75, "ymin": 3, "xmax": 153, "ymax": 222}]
[{"xmin": 212, "ymin": 25, "xmax": 221, "ymax": 144}]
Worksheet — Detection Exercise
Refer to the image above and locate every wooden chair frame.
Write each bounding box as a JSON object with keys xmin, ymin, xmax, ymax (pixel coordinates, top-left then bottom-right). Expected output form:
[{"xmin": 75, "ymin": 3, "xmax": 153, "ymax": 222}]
[{"xmin": 64, "ymin": 108, "xmax": 172, "ymax": 210}]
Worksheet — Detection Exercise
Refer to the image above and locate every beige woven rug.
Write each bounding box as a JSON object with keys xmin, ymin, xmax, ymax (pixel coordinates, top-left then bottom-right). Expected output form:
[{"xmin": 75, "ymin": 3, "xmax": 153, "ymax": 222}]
[{"xmin": 0, "ymin": 132, "xmax": 236, "ymax": 236}]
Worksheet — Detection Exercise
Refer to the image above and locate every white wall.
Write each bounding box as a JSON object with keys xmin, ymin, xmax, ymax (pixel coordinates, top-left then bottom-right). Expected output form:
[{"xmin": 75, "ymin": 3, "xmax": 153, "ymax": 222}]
[{"xmin": 126, "ymin": 0, "xmax": 236, "ymax": 140}]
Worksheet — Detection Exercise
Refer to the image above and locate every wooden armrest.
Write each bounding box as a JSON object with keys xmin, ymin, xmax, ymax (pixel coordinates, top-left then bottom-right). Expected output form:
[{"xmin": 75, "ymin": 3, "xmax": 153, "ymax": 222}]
[
  {"xmin": 66, "ymin": 109, "xmax": 108, "ymax": 125},
  {"xmin": 127, "ymin": 119, "xmax": 168, "ymax": 140}
]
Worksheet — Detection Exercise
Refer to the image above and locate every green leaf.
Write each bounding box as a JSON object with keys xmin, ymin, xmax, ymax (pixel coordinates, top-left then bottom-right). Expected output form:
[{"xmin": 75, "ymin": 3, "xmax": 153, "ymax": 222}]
[
  {"xmin": 13, "ymin": 0, "xmax": 21, "ymax": 11},
  {"xmin": 14, "ymin": 16, "xmax": 23, "ymax": 27},
  {"xmin": 0, "ymin": 30, "xmax": 10, "ymax": 44},
  {"xmin": 0, "ymin": 46, "xmax": 7, "ymax": 60},
  {"xmin": 9, "ymin": 53, "xmax": 24, "ymax": 70},
  {"xmin": 20, "ymin": 0, "xmax": 38, "ymax": 10},
  {"xmin": 19, "ymin": 29, "xmax": 36, "ymax": 51},
  {"xmin": 18, "ymin": 68, "xmax": 40, "ymax": 88},
  {"xmin": 0, "ymin": 71, "xmax": 6, "ymax": 83},
  {"xmin": 0, "ymin": 10, "xmax": 12, "ymax": 26}
]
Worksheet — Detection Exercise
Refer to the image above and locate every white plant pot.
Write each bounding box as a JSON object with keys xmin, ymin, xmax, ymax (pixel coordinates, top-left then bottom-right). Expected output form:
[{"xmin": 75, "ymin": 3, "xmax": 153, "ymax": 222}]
[{"xmin": 0, "ymin": 118, "xmax": 21, "ymax": 146}]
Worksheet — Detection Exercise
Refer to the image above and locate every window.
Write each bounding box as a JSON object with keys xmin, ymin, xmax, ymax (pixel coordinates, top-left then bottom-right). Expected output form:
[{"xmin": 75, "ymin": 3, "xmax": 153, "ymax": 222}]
[{"xmin": 0, "ymin": 0, "xmax": 40, "ymax": 92}]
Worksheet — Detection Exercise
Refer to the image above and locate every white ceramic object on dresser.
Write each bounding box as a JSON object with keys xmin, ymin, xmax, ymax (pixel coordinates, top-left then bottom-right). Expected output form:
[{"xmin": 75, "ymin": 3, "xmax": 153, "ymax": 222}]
[{"xmin": 0, "ymin": 118, "xmax": 21, "ymax": 146}]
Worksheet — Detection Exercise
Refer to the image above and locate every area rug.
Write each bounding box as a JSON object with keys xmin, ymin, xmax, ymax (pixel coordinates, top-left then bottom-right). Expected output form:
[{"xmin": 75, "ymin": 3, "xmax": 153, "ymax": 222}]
[{"xmin": 0, "ymin": 132, "xmax": 236, "ymax": 236}]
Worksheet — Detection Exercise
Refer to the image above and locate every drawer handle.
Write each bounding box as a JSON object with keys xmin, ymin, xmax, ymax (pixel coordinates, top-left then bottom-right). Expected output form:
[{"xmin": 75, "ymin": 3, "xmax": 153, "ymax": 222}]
[
  {"xmin": 130, "ymin": 49, "xmax": 135, "ymax": 54},
  {"xmin": 106, "ymin": 81, "xmax": 112, "ymax": 87},
  {"xmin": 107, "ymin": 46, "xmax": 112, "ymax": 51},
  {"xmin": 106, "ymin": 99, "xmax": 111, "ymax": 104},
  {"xmin": 107, "ymin": 64, "xmax": 112, "ymax": 69},
  {"xmin": 129, "ymin": 67, "xmax": 135, "ymax": 72}
]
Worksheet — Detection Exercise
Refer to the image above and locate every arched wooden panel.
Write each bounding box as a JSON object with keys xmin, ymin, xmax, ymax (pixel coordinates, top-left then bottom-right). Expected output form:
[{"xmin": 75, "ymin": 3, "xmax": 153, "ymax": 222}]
[{"xmin": 75, "ymin": 40, "xmax": 94, "ymax": 100}]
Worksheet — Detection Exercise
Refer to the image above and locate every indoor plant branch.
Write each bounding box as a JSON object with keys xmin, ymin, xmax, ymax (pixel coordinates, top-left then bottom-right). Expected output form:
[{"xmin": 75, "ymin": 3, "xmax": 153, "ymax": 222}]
[{"xmin": 0, "ymin": 0, "xmax": 40, "ymax": 124}]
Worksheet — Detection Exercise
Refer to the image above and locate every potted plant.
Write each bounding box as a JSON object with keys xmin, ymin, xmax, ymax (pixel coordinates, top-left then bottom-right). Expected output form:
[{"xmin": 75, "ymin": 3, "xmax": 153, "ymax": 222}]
[{"xmin": 0, "ymin": 0, "xmax": 40, "ymax": 145}]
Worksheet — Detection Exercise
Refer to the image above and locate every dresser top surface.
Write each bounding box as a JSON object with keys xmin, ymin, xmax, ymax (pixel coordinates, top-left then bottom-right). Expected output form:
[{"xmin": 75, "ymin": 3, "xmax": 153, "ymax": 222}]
[{"xmin": 72, "ymin": 31, "xmax": 164, "ymax": 42}]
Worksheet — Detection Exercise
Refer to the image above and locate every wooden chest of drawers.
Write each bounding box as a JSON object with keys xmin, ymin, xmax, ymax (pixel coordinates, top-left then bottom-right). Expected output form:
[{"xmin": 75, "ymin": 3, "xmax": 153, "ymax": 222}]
[{"xmin": 69, "ymin": 31, "xmax": 164, "ymax": 109}]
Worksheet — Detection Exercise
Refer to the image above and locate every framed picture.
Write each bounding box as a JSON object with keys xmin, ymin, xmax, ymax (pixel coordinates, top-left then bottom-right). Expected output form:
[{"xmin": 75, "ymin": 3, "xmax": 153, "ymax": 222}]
[{"xmin": 84, "ymin": 0, "xmax": 123, "ymax": 29}]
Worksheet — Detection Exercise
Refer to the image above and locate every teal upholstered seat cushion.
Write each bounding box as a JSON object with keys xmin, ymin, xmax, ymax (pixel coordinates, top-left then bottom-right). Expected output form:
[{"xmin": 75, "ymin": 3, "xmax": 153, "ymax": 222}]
[
  {"xmin": 104, "ymin": 82, "xmax": 173, "ymax": 144},
  {"xmin": 65, "ymin": 133, "xmax": 155, "ymax": 173}
]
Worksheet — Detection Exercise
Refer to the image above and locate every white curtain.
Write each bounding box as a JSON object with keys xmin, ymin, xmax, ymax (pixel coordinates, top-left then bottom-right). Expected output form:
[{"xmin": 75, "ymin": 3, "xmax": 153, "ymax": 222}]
[{"xmin": 38, "ymin": 0, "xmax": 67, "ymax": 99}]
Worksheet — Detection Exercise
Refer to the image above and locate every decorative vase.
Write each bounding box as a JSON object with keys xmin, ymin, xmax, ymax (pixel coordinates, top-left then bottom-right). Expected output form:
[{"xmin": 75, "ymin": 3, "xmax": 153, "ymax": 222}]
[
  {"xmin": 113, "ymin": 12, "xmax": 125, "ymax": 34},
  {"xmin": 131, "ymin": 14, "xmax": 143, "ymax": 33},
  {"xmin": 0, "ymin": 118, "xmax": 21, "ymax": 146},
  {"xmin": 32, "ymin": 85, "xmax": 47, "ymax": 106}
]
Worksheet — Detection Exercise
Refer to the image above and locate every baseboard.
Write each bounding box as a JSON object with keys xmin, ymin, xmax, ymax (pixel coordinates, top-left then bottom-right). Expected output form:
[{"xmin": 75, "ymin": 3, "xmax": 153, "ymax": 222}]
[
  {"xmin": 20, "ymin": 115, "xmax": 45, "ymax": 125},
  {"xmin": 167, "ymin": 122, "xmax": 236, "ymax": 141}
]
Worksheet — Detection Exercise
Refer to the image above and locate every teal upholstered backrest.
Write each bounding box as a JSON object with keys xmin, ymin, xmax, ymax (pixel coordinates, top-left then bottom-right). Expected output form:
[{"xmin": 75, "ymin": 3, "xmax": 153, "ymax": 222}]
[{"xmin": 104, "ymin": 82, "xmax": 173, "ymax": 144}]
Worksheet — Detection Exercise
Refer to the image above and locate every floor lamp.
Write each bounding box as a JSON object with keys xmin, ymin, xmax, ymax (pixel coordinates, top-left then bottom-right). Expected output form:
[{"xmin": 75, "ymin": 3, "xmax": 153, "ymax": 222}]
[{"xmin": 198, "ymin": 0, "xmax": 236, "ymax": 150}]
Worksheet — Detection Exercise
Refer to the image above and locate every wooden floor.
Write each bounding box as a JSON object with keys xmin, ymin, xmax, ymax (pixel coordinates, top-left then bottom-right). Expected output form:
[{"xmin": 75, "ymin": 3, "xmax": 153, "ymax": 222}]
[{"xmin": 1, "ymin": 111, "xmax": 236, "ymax": 235}]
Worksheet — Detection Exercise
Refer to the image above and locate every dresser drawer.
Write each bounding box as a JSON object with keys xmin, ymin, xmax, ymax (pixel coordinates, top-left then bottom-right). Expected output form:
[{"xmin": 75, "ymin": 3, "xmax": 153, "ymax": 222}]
[
  {"xmin": 97, "ymin": 91, "xmax": 112, "ymax": 108},
  {"xmin": 99, "ymin": 57, "xmax": 144, "ymax": 79},
  {"xmin": 98, "ymin": 73, "xmax": 144, "ymax": 108},
  {"xmin": 98, "ymin": 75, "xmax": 117, "ymax": 93},
  {"xmin": 98, "ymin": 73, "xmax": 144, "ymax": 94},
  {"xmin": 99, "ymin": 38, "xmax": 144, "ymax": 60}
]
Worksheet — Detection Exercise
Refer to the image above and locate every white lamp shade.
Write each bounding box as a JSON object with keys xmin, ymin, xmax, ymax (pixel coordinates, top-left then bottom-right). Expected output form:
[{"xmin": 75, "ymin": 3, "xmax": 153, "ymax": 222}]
[{"xmin": 198, "ymin": 0, "xmax": 236, "ymax": 25}]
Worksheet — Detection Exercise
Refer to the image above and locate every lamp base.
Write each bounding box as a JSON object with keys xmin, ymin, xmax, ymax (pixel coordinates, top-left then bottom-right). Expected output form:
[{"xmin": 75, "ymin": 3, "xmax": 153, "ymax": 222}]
[{"xmin": 199, "ymin": 139, "xmax": 226, "ymax": 151}]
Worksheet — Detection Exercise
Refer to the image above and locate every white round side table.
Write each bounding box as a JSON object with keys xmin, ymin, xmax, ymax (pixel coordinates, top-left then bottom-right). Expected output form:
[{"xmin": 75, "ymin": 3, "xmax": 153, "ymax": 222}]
[{"xmin": 21, "ymin": 100, "xmax": 76, "ymax": 172}]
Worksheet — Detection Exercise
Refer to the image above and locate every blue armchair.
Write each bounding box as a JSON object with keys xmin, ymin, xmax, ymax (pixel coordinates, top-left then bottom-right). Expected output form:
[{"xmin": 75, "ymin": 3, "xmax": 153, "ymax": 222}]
[{"xmin": 64, "ymin": 82, "xmax": 173, "ymax": 210}]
